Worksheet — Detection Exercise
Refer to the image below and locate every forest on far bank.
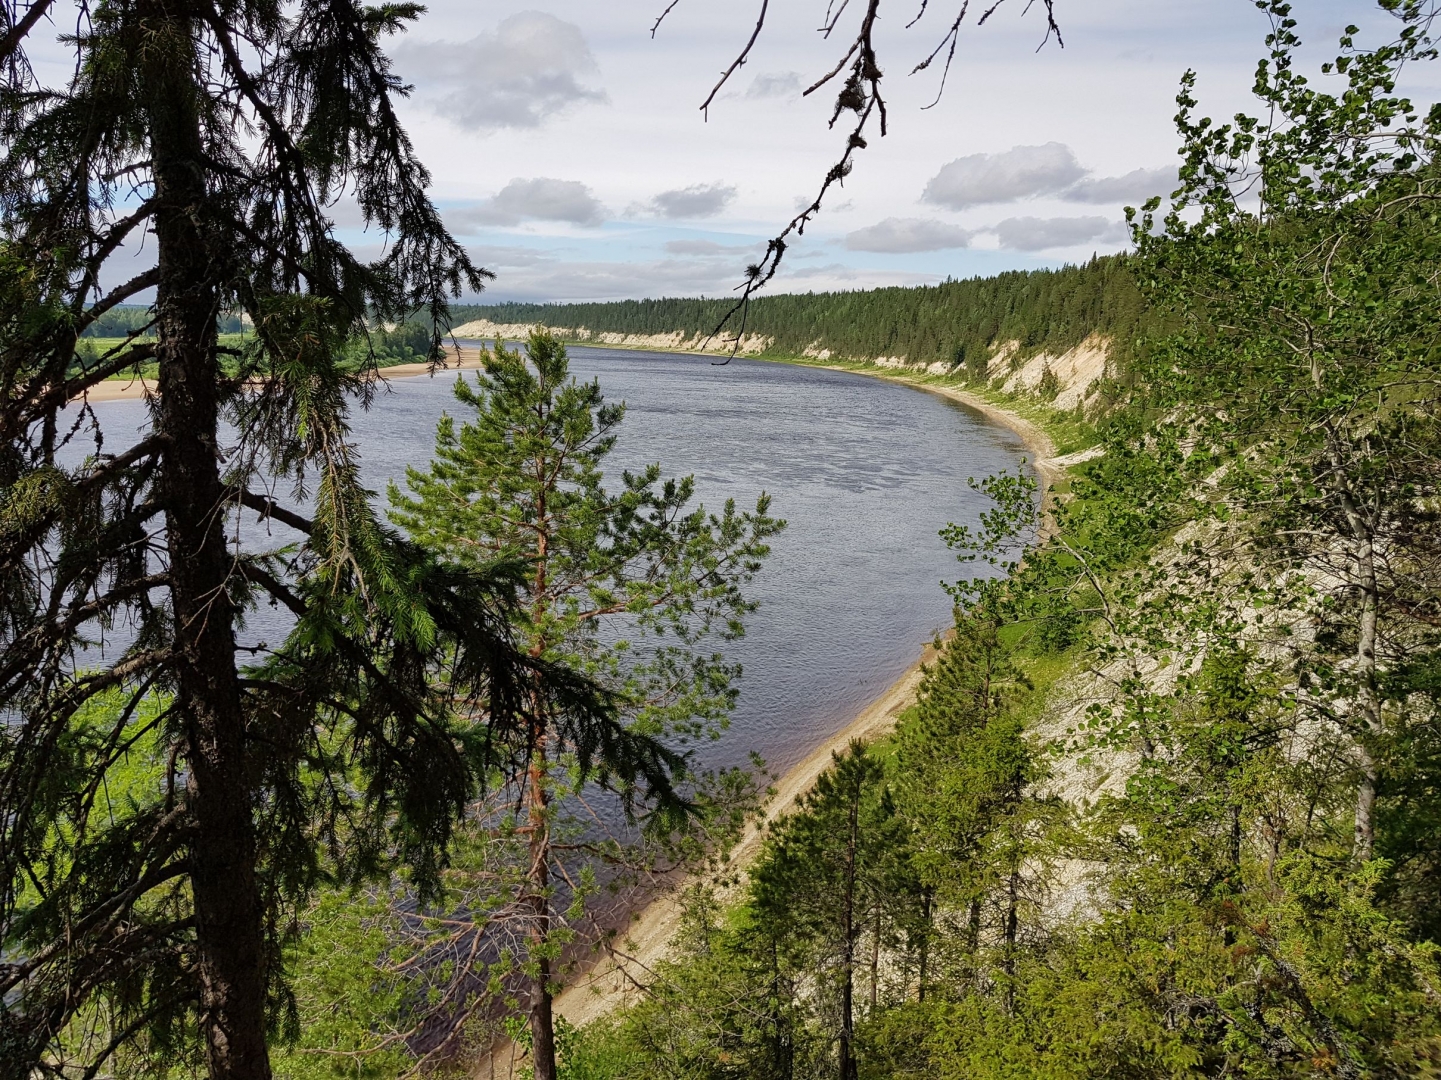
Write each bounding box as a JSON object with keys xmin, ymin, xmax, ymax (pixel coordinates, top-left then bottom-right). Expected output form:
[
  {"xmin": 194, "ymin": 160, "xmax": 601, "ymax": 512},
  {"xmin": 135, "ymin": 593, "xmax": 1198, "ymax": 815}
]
[{"xmin": 451, "ymin": 256, "xmax": 1145, "ymax": 374}]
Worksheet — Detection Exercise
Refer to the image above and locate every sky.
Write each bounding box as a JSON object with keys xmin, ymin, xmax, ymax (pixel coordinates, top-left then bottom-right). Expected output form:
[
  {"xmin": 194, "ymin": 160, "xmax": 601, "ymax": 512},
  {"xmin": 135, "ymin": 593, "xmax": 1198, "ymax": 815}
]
[{"xmin": 34, "ymin": 0, "xmax": 1441, "ymax": 304}]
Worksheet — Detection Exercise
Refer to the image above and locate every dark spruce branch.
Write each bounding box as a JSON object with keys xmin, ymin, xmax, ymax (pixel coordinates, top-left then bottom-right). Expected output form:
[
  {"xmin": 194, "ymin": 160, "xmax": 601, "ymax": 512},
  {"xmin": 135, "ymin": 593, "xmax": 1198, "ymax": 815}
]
[{"xmin": 0, "ymin": 1, "xmax": 667, "ymax": 1078}]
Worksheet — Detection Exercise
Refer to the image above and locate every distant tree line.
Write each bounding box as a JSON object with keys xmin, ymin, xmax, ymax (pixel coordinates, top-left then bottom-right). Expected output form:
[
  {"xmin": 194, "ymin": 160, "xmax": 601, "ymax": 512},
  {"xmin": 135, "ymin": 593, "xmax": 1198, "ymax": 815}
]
[
  {"xmin": 78, "ymin": 306, "xmax": 436, "ymax": 366},
  {"xmin": 452, "ymin": 257, "xmax": 1145, "ymax": 375},
  {"xmin": 79, "ymin": 305, "xmax": 247, "ymax": 338}
]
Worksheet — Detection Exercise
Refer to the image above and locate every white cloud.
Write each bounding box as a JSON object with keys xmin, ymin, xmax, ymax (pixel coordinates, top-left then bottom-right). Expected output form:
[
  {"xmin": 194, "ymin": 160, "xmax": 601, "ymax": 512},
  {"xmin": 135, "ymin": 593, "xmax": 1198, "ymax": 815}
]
[
  {"xmin": 468, "ymin": 245, "xmax": 561, "ymax": 268},
  {"xmin": 395, "ymin": 12, "xmax": 606, "ymax": 132},
  {"xmin": 747, "ymin": 71, "xmax": 802, "ymax": 98},
  {"xmin": 991, "ymin": 215, "xmax": 1126, "ymax": 251},
  {"xmin": 663, "ymin": 238, "xmax": 755, "ymax": 256},
  {"xmin": 922, "ymin": 143, "xmax": 1087, "ymax": 209},
  {"xmin": 449, "ymin": 177, "xmax": 607, "ymax": 229},
  {"xmin": 845, "ymin": 217, "xmax": 974, "ymax": 253},
  {"xmin": 639, "ymin": 183, "xmax": 739, "ymax": 219},
  {"xmin": 1064, "ymin": 166, "xmax": 1177, "ymax": 204}
]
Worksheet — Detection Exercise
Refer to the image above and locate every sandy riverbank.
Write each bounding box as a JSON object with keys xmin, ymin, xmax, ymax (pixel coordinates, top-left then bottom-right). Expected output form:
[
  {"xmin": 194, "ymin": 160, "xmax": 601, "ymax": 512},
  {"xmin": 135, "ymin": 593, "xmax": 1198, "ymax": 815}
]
[
  {"xmin": 69, "ymin": 347, "xmax": 490, "ymax": 404},
  {"xmin": 551, "ymin": 637, "xmax": 942, "ymax": 1032}
]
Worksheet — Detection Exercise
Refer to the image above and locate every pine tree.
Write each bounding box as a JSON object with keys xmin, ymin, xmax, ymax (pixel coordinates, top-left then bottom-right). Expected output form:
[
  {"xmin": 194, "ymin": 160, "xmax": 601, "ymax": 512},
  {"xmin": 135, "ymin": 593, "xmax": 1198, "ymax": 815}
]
[
  {"xmin": 751, "ymin": 742, "xmax": 907, "ymax": 1080},
  {"xmin": 387, "ymin": 331, "xmax": 782, "ymax": 1079}
]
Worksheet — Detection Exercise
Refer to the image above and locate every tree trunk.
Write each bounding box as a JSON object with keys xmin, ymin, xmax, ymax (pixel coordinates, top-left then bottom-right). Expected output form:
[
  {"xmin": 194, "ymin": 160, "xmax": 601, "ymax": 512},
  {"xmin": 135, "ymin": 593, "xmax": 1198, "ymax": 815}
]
[
  {"xmin": 916, "ymin": 887, "xmax": 932, "ymax": 1004},
  {"xmin": 1003, "ymin": 864, "xmax": 1019, "ymax": 1015},
  {"xmin": 839, "ymin": 792, "xmax": 858, "ymax": 1080},
  {"xmin": 523, "ymin": 482, "xmax": 559, "ymax": 1080},
  {"xmin": 142, "ymin": 3, "xmax": 270, "ymax": 1077},
  {"xmin": 1349, "ymin": 526, "xmax": 1381, "ymax": 863},
  {"xmin": 869, "ymin": 908, "xmax": 880, "ymax": 1014},
  {"xmin": 526, "ymin": 742, "xmax": 557, "ymax": 1080},
  {"xmin": 1322, "ymin": 418, "xmax": 1382, "ymax": 863}
]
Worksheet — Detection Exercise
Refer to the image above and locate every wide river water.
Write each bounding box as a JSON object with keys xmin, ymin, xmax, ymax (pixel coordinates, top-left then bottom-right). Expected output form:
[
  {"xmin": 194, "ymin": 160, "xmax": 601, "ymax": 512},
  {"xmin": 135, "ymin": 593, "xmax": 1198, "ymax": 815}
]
[{"xmin": 78, "ymin": 346, "xmax": 1032, "ymax": 777}]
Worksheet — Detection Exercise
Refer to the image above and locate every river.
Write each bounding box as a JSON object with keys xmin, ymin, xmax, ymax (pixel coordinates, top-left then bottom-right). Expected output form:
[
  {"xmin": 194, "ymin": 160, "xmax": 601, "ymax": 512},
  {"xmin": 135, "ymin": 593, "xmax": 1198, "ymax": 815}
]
[{"xmin": 74, "ymin": 345, "xmax": 1032, "ymax": 778}]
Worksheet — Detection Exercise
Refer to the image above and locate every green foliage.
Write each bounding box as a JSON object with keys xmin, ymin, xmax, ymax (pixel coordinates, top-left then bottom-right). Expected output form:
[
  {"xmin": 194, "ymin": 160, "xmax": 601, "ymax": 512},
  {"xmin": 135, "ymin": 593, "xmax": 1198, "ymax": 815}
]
[
  {"xmin": 275, "ymin": 332, "xmax": 781, "ymax": 1076},
  {"xmin": 0, "ymin": 0, "xmax": 579, "ymax": 1072},
  {"xmin": 389, "ymin": 331, "xmax": 784, "ymax": 748},
  {"xmin": 76, "ymin": 304, "xmax": 246, "ymax": 339},
  {"xmin": 364, "ymin": 321, "xmax": 434, "ymax": 366},
  {"xmin": 562, "ymin": 10, "xmax": 1441, "ymax": 1077}
]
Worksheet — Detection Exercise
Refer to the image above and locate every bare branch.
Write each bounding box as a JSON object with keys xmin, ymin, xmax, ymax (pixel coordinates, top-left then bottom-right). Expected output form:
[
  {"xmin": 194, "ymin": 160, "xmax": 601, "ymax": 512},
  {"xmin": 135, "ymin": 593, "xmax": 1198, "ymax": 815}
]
[
  {"xmin": 699, "ymin": 0, "xmax": 769, "ymax": 119},
  {"xmin": 650, "ymin": 0, "xmax": 682, "ymax": 37}
]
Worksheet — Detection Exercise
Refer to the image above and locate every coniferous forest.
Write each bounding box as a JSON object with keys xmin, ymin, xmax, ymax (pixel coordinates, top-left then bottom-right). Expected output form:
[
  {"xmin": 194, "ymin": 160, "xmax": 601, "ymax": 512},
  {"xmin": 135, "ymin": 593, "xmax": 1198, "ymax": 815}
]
[
  {"xmin": 3, "ymin": 3, "xmax": 1441, "ymax": 1080},
  {"xmin": 454, "ymin": 257, "xmax": 1145, "ymax": 373}
]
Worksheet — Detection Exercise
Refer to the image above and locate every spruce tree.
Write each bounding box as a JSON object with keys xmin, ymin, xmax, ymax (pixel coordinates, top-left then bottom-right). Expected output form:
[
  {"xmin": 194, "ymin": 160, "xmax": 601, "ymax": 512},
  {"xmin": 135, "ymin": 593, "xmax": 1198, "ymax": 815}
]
[{"xmin": 0, "ymin": 7, "xmax": 661, "ymax": 1079}]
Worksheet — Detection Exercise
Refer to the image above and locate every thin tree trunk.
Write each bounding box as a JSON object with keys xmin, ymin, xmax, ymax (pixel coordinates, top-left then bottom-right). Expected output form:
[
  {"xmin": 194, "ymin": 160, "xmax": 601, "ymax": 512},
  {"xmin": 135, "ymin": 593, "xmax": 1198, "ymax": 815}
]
[
  {"xmin": 916, "ymin": 887, "xmax": 932, "ymax": 1004},
  {"xmin": 525, "ymin": 741, "xmax": 557, "ymax": 1080},
  {"xmin": 1322, "ymin": 413, "xmax": 1382, "ymax": 862},
  {"xmin": 142, "ymin": 3, "xmax": 270, "ymax": 1076},
  {"xmin": 1349, "ymin": 526, "xmax": 1381, "ymax": 862},
  {"xmin": 526, "ymin": 491, "xmax": 558, "ymax": 1080},
  {"xmin": 965, "ymin": 897, "xmax": 981, "ymax": 957},
  {"xmin": 839, "ymin": 791, "xmax": 858, "ymax": 1080},
  {"xmin": 869, "ymin": 908, "xmax": 880, "ymax": 1014},
  {"xmin": 1003, "ymin": 864, "xmax": 1019, "ymax": 1015}
]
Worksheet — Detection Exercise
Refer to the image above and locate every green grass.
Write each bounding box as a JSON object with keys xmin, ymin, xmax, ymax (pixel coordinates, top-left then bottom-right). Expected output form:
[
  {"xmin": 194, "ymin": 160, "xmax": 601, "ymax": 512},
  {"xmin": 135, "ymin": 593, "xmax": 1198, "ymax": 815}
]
[{"xmin": 77, "ymin": 333, "xmax": 251, "ymax": 380}]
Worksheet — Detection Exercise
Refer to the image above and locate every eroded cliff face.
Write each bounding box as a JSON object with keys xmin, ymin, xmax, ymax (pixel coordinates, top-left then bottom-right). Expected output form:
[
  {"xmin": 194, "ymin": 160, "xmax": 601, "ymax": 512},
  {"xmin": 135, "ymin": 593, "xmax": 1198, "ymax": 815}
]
[
  {"xmin": 802, "ymin": 335, "xmax": 1110, "ymax": 413},
  {"xmin": 449, "ymin": 319, "xmax": 773, "ymax": 356},
  {"xmin": 454, "ymin": 320, "xmax": 1113, "ymax": 416},
  {"xmin": 986, "ymin": 336, "xmax": 1110, "ymax": 411}
]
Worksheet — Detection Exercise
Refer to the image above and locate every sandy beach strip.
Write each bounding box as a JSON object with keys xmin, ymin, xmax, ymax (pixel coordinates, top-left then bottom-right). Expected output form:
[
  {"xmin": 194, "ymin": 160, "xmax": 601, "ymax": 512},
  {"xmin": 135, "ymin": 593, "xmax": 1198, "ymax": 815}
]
[{"xmin": 552, "ymin": 638, "xmax": 943, "ymax": 1030}]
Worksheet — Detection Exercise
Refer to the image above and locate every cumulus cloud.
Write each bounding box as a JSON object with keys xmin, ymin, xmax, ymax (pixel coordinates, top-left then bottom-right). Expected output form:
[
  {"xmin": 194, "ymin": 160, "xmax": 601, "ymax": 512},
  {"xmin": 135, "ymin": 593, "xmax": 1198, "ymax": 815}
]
[
  {"xmin": 991, "ymin": 215, "xmax": 1126, "ymax": 251},
  {"xmin": 449, "ymin": 178, "xmax": 607, "ymax": 229},
  {"xmin": 464, "ymin": 249, "xmax": 930, "ymax": 303},
  {"xmin": 923, "ymin": 143, "xmax": 1086, "ymax": 209},
  {"xmin": 1064, "ymin": 166, "xmax": 1177, "ymax": 204},
  {"xmin": 845, "ymin": 217, "xmax": 974, "ymax": 253},
  {"xmin": 663, "ymin": 239, "xmax": 754, "ymax": 256},
  {"xmin": 747, "ymin": 71, "xmax": 802, "ymax": 98},
  {"xmin": 395, "ymin": 12, "xmax": 606, "ymax": 132},
  {"xmin": 638, "ymin": 183, "xmax": 738, "ymax": 219}
]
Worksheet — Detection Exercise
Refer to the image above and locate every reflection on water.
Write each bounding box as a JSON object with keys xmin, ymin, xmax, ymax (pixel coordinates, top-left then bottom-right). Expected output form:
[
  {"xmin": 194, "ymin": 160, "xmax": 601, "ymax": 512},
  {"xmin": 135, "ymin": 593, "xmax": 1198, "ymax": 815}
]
[{"xmin": 68, "ymin": 347, "xmax": 1031, "ymax": 776}]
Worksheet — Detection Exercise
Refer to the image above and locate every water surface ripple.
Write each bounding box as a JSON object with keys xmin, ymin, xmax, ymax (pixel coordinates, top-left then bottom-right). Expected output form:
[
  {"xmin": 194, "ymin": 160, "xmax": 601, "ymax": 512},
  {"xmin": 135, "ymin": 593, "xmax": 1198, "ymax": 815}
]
[{"xmin": 77, "ymin": 347, "xmax": 1031, "ymax": 776}]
